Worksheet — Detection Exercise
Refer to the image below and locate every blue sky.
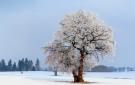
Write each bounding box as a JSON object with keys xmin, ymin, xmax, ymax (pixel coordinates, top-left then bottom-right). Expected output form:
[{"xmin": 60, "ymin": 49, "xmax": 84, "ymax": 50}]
[{"xmin": 0, "ymin": 0, "xmax": 135, "ymax": 67}]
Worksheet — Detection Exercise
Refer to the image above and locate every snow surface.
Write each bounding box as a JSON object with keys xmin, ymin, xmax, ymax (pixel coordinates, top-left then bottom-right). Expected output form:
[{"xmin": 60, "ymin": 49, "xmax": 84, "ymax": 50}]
[{"xmin": 0, "ymin": 71, "xmax": 135, "ymax": 85}]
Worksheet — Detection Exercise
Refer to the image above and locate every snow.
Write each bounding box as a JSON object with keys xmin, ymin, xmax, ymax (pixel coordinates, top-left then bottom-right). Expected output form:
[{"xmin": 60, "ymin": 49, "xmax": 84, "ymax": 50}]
[{"xmin": 0, "ymin": 71, "xmax": 135, "ymax": 85}]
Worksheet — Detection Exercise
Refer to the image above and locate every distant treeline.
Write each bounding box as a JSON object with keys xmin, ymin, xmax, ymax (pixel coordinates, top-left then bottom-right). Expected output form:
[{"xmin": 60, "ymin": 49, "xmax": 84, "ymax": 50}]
[
  {"xmin": 88, "ymin": 65, "xmax": 135, "ymax": 72},
  {"xmin": 90, "ymin": 65, "xmax": 116, "ymax": 72},
  {"xmin": 45, "ymin": 65, "xmax": 135, "ymax": 72},
  {"xmin": 0, "ymin": 58, "xmax": 40, "ymax": 71}
]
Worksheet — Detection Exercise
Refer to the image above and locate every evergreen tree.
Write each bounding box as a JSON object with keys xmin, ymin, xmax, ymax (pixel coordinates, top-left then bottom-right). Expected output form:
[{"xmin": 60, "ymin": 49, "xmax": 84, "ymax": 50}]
[
  {"xmin": 0, "ymin": 58, "xmax": 40, "ymax": 71},
  {"xmin": 1, "ymin": 59, "xmax": 6, "ymax": 71},
  {"xmin": 35, "ymin": 58, "xmax": 40, "ymax": 71},
  {"xmin": 0, "ymin": 62, "xmax": 2, "ymax": 71},
  {"xmin": 21, "ymin": 58, "xmax": 25, "ymax": 71},
  {"xmin": 12, "ymin": 62, "xmax": 17, "ymax": 71},
  {"xmin": 24, "ymin": 58, "xmax": 29, "ymax": 71},
  {"xmin": 18, "ymin": 58, "xmax": 25, "ymax": 71},
  {"xmin": 7, "ymin": 59, "xmax": 12, "ymax": 71},
  {"xmin": 18, "ymin": 60, "xmax": 22, "ymax": 71},
  {"xmin": 28, "ymin": 60, "xmax": 33, "ymax": 71}
]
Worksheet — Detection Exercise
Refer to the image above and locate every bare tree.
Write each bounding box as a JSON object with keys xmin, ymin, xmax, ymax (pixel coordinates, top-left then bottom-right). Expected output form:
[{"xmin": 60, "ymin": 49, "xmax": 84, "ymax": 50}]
[{"xmin": 44, "ymin": 10, "xmax": 115, "ymax": 82}]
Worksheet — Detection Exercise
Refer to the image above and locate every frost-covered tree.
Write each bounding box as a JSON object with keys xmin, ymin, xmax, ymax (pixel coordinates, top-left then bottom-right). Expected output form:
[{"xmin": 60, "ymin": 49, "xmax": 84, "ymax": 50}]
[
  {"xmin": 44, "ymin": 10, "xmax": 115, "ymax": 82},
  {"xmin": 45, "ymin": 40, "xmax": 66, "ymax": 76}
]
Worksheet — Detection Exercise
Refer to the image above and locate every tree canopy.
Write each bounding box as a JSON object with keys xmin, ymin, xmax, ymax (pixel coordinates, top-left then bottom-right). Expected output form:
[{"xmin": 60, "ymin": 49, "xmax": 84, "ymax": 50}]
[{"xmin": 44, "ymin": 10, "xmax": 115, "ymax": 82}]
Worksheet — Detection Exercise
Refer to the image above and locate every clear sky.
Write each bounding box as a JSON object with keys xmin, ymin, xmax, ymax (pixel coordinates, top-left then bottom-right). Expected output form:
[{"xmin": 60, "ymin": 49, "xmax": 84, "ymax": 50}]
[{"xmin": 0, "ymin": 0, "xmax": 135, "ymax": 67}]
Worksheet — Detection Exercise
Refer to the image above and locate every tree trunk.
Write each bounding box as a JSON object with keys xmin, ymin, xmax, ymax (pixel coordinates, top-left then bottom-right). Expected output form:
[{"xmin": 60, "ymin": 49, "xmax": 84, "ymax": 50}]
[
  {"xmin": 54, "ymin": 70, "xmax": 57, "ymax": 76},
  {"xmin": 77, "ymin": 51, "xmax": 84, "ymax": 82},
  {"xmin": 72, "ymin": 51, "xmax": 84, "ymax": 83},
  {"xmin": 72, "ymin": 70, "xmax": 79, "ymax": 82}
]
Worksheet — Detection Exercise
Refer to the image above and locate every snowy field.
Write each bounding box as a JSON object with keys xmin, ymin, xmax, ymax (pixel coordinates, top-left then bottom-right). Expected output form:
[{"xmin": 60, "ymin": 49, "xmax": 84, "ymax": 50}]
[{"xmin": 0, "ymin": 71, "xmax": 135, "ymax": 85}]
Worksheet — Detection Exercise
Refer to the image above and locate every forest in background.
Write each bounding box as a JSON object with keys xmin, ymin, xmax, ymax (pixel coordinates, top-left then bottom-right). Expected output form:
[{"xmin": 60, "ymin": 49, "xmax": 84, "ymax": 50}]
[{"xmin": 0, "ymin": 58, "xmax": 40, "ymax": 71}]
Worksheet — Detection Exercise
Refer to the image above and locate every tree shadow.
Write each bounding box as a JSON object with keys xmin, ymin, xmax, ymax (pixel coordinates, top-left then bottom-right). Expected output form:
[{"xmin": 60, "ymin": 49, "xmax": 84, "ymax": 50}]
[
  {"xmin": 54, "ymin": 80, "xmax": 99, "ymax": 84},
  {"xmin": 48, "ymin": 75, "xmax": 62, "ymax": 76}
]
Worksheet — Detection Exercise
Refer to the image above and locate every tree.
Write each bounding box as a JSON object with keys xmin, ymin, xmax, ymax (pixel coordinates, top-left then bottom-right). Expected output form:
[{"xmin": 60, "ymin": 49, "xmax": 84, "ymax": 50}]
[
  {"xmin": 45, "ymin": 40, "xmax": 66, "ymax": 76},
  {"xmin": 24, "ymin": 58, "xmax": 29, "ymax": 71},
  {"xmin": 32, "ymin": 66, "xmax": 36, "ymax": 71},
  {"xmin": 1, "ymin": 59, "xmax": 6, "ymax": 71},
  {"xmin": 18, "ymin": 59, "xmax": 25, "ymax": 71},
  {"xmin": 28, "ymin": 60, "xmax": 33, "ymax": 71},
  {"xmin": 12, "ymin": 62, "xmax": 17, "ymax": 71},
  {"xmin": 35, "ymin": 58, "xmax": 40, "ymax": 71},
  {"xmin": 7, "ymin": 59, "xmax": 12, "ymax": 71},
  {"xmin": 18, "ymin": 60, "xmax": 22, "ymax": 71},
  {"xmin": 0, "ymin": 62, "xmax": 2, "ymax": 71},
  {"xmin": 91, "ymin": 65, "xmax": 116, "ymax": 72},
  {"xmin": 21, "ymin": 58, "xmax": 25, "ymax": 71},
  {"xmin": 44, "ymin": 10, "xmax": 114, "ymax": 82}
]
